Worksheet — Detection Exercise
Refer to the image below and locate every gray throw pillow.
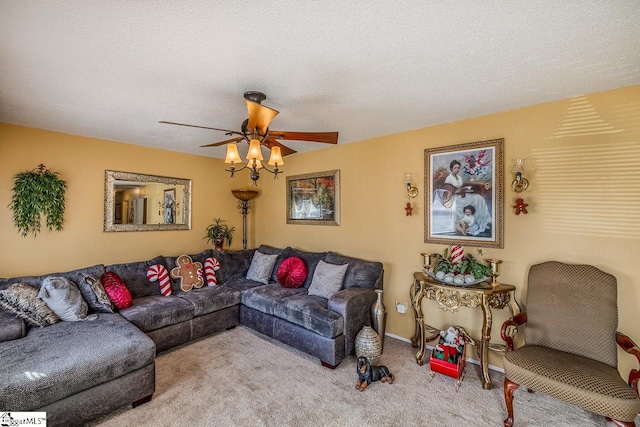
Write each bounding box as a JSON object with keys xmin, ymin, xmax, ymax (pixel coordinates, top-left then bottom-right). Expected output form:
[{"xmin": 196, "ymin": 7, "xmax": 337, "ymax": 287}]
[
  {"xmin": 246, "ymin": 251, "xmax": 278, "ymax": 285},
  {"xmin": 0, "ymin": 282, "xmax": 59, "ymax": 327},
  {"xmin": 78, "ymin": 274, "xmax": 115, "ymax": 313},
  {"xmin": 38, "ymin": 276, "xmax": 94, "ymax": 322},
  {"xmin": 307, "ymin": 260, "xmax": 348, "ymax": 299}
]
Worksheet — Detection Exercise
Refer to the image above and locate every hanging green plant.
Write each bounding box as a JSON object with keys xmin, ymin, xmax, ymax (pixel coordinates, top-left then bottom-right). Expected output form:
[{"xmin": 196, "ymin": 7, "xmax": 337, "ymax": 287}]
[{"xmin": 9, "ymin": 164, "xmax": 67, "ymax": 237}]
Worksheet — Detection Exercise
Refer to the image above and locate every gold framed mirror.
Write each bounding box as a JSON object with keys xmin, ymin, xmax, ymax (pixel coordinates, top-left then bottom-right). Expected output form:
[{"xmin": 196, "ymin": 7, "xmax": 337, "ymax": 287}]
[{"xmin": 104, "ymin": 170, "xmax": 192, "ymax": 232}]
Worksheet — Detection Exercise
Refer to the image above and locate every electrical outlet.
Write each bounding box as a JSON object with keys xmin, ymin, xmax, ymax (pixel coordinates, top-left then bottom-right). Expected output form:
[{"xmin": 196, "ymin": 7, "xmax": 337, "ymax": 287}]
[{"xmin": 395, "ymin": 300, "xmax": 408, "ymax": 314}]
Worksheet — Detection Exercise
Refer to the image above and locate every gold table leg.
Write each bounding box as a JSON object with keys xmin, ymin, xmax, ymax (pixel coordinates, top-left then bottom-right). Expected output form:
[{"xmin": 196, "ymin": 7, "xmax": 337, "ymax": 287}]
[
  {"xmin": 409, "ymin": 280, "xmax": 421, "ymax": 348},
  {"xmin": 480, "ymin": 294, "xmax": 493, "ymax": 389},
  {"xmin": 411, "ymin": 280, "xmax": 426, "ymax": 365}
]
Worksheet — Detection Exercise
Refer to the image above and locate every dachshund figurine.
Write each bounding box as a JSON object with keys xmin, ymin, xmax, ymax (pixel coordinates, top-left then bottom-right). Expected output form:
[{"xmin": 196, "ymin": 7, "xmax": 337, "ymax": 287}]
[{"xmin": 355, "ymin": 356, "xmax": 395, "ymax": 391}]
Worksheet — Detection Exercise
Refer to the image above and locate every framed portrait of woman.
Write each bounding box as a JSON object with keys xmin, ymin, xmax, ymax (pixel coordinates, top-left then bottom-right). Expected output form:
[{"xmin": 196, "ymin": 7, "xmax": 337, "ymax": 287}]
[{"xmin": 424, "ymin": 138, "xmax": 503, "ymax": 248}]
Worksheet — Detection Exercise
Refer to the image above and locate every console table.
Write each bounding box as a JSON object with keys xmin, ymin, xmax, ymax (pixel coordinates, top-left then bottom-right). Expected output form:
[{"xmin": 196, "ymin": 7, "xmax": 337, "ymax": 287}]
[{"xmin": 409, "ymin": 271, "xmax": 521, "ymax": 389}]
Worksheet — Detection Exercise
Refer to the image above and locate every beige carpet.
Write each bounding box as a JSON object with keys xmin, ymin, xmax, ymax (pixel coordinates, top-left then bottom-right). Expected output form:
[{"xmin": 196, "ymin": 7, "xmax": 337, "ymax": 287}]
[{"xmin": 91, "ymin": 326, "xmax": 639, "ymax": 427}]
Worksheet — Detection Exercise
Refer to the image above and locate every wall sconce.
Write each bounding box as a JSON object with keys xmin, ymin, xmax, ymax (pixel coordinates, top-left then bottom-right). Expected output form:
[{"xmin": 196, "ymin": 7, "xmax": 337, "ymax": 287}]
[
  {"xmin": 511, "ymin": 158, "xmax": 529, "ymax": 215},
  {"xmin": 158, "ymin": 200, "xmax": 180, "ymax": 215},
  {"xmin": 404, "ymin": 173, "xmax": 419, "ymax": 216}
]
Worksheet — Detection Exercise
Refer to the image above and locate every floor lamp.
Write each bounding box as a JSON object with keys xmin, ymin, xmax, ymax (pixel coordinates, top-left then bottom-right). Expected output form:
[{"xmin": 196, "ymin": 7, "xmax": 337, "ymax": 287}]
[{"xmin": 231, "ymin": 190, "xmax": 259, "ymax": 250}]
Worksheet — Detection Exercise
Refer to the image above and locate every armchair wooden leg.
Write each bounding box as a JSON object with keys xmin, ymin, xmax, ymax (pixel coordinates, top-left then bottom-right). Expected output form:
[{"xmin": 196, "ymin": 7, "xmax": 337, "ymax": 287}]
[
  {"xmin": 503, "ymin": 377, "xmax": 520, "ymax": 427},
  {"xmin": 605, "ymin": 417, "xmax": 636, "ymax": 427}
]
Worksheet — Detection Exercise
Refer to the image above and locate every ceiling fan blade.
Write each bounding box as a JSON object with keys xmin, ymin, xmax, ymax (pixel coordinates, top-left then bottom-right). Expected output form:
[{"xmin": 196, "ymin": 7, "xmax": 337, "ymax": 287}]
[
  {"xmin": 246, "ymin": 101, "xmax": 279, "ymax": 135},
  {"xmin": 200, "ymin": 136, "xmax": 244, "ymax": 147},
  {"xmin": 263, "ymin": 137, "xmax": 297, "ymax": 156},
  {"xmin": 268, "ymin": 130, "xmax": 338, "ymax": 144},
  {"xmin": 159, "ymin": 121, "xmax": 243, "ymax": 136}
]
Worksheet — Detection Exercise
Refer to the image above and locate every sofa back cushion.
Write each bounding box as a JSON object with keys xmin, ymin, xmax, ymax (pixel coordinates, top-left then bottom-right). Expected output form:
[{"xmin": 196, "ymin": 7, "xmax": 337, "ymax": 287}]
[
  {"xmin": 282, "ymin": 248, "xmax": 328, "ymax": 289},
  {"xmin": 324, "ymin": 252, "xmax": 383, "ymax": 290},
  {"xmin": 0, "ymin": 264, "xmax": 106, "ymax": 292},
  {"xmin": 212, "ymin": 249, "xmax": 255, "ymax": 285},
  {"xmin": 105, "ymin": 256, "xmax": 167, "ymax": 298}
]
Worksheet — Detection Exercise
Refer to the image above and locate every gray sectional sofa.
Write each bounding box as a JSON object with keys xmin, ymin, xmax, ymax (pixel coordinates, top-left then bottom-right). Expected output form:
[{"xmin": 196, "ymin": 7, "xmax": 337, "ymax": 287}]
[{"xmin": 0, "ymin": 245, "xmax": 383, "ymax": 426}]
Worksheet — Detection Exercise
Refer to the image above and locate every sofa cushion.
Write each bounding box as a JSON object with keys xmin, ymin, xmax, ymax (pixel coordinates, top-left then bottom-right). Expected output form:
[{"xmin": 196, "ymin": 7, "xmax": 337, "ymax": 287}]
[
  {"xmin": 246, "ymin": 251, "xmax": 278, "ymax": 284},
  {"xmin": 175, "ymin": 286, "xmax": 241, "ymax": 316},
  {"xmin": 241, "ymin": 284, "xmax": 306, "ymax": 315},
  {"xmin": 38, "ymin": 276, "xmax": 90, "ymax": 322},
  {"xmin": 118, "ymin": 295, "xmax": 194, "ymax": 332},
  {"xmin": 212, "ymin": 249, "xmax": 255, "ymax": 285},
  {"xmin": 165, "ymin": 249, "xmax": 213, "ymax": 292},
  {"xmin": 0, "ymin": 283, "xmax": 59, "ymax": 327},
  {"xmin": 101, "ymin": 272, "xmax": 133, "ymax": 310},
  {"xmin": 308, "ymin": 260, "xmax": 348, "ymax": 299},
  {"xmin": 0, "ymin": 264, "xmax": 106, "ymax": 291},
  {"xmin": 277, "ymin": 257, "xmax": 307, "ymax": 288},
  {"xmin": 273, "ymin": 292, "xmax": 344, "ymax": 339},
  {"xmin": 105, "ymin": 256, "xmax": 167, "ymax": 298},
  {"xmin": 78, "ymin": 274, "xmax": 115, "ymax": 313},
  {"xmin": 324, "ymin": 252, "xmax": 383, "ymax": 289},
  {"xmin": 284, "ymin": 248, "xmax": 328, "ymax": 289},
  {"xmin": 0, "ymin": 313, "xmax": 155, "ymax": 411},
  {"xmin": 0, "ymin": 310, "xmax": 26, "ymax": 343}
]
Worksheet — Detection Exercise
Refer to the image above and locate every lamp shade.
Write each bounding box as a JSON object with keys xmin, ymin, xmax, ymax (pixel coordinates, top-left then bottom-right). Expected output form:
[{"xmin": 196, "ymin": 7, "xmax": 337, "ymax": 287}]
[
  {"xmin": 268, "ymin": 146, "xmax": 284, "ymax": 166},
  {"xmin": 246, "ymin": 139, "xmax": 264, "ymax": 161},
  {"xmin": 225, "ymin": 144, "xmax": 242, "ymax": 164},
  {"xmin": 511, "ymin": 158, "xmax": 526, "ymax": 174}
]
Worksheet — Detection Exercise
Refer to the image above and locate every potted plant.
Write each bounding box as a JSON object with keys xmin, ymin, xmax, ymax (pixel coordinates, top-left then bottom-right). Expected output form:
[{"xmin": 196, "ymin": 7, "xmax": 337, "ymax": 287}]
[{"xmin": 204, "ymin": 218, "xmax": 235, "ymax": 251}]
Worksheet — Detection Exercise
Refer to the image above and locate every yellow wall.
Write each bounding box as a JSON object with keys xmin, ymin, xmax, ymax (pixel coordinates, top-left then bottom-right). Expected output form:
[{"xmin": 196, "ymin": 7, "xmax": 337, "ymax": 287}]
[
  {"xmin": 0, "ymin": 124, "xmax": 255, "ymax": 276},
  {"xmin": 255, "ymin": 84, "xmax": 640, "ymax": 375},
  {"xmin": 1, "ymin": 85, "xmax": 639, "ymax": 377}
]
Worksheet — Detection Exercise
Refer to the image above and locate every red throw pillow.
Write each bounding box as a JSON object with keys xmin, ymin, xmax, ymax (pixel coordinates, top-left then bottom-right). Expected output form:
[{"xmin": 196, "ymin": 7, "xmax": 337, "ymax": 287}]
[
  {"xmin": 101, "ymin": 272, "xmax": 133, "ymax": 310},
  {"xmin": 277, "ymin": 257, "xmax": 307, "ymax": 288}
]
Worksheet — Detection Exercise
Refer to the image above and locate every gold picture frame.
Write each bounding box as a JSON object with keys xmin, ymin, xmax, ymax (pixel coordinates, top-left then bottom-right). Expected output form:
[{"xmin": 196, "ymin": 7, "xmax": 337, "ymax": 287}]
[
  {"xmin": 286, "ymin": 170, "xmax": 340, "ymax": 226},
  {"xmin": 424, "ymin": 138, "xmax": 503, "ymax": 248}
]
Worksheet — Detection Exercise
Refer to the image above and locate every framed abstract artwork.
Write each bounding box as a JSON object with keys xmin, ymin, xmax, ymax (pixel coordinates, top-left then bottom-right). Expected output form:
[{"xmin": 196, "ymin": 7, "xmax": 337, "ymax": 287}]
[
  {"xmin": 424, "ymin": 138, "xmax": 503, "ymax": 248},
  {"xmin": 286, "ymin": 170, "xmax": 340, "ymax": 226}
]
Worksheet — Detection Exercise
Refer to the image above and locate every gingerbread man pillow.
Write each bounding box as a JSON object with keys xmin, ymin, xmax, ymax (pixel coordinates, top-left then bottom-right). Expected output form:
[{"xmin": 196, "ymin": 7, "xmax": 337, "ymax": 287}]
[{"xmin": 170, "ymin": 255, "xmax": 204, "ymax": 292}]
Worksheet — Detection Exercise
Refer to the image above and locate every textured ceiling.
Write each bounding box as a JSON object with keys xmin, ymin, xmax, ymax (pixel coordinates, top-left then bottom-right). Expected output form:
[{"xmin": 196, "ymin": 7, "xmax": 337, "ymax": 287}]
[{"xmin": 1, "ymin": 1, "xmax": 639, "ymax": 159}]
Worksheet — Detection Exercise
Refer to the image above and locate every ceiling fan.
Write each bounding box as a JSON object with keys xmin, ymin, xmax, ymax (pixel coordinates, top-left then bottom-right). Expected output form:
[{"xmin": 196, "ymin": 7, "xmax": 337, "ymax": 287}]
[{"xmin": 159, "ymin": 91, "xmax": 339, "ymax": 157}]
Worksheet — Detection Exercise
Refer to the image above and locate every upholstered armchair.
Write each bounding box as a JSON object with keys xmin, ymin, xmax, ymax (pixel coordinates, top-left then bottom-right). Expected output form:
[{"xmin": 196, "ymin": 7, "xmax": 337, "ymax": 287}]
[{"xmin": 500, "ymin": 261, "xmax": 640, "ymax": 427}]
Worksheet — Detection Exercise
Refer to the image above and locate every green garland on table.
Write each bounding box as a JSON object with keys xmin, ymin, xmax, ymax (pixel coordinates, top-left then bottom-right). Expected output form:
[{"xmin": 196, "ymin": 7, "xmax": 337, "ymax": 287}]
[
  {"xmin": 434, "ymin": 248, "xmax": 491, "ymax": 279},
  {"xmin": 9, "ymin": 164, "xmax": 67, "ymax": 237}
]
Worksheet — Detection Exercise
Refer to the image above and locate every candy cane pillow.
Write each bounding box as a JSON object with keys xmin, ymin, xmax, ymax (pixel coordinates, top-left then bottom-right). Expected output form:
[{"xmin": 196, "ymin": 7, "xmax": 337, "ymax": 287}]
[
  {"xmin": 204, "ymin": 257, "xmax": 221, "ymax": 286},
  {"xmin": 147, "ymin": 264, "xmax": 172, "ymax": 296}
]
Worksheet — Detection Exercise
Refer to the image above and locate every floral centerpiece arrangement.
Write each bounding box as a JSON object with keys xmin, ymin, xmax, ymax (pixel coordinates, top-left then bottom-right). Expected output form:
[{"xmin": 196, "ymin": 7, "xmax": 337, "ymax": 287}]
[{"xmin": 429, "ymin": 245, "xmax": 491, "ymax": 285}]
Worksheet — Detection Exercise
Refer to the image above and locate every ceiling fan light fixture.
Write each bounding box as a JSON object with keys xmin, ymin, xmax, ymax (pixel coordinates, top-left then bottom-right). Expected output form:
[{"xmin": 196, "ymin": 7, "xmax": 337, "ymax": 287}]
[
  {"xmin": 268, "ymin": 146, "xmax": 284, "ymax": 166},
  {"xmin": 225, "ymin": 144, "xmax": 242, "ymax": 164},
  {"xmin": 246, "ymin": 139, "xmax": 264, "ymax": 161}
]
